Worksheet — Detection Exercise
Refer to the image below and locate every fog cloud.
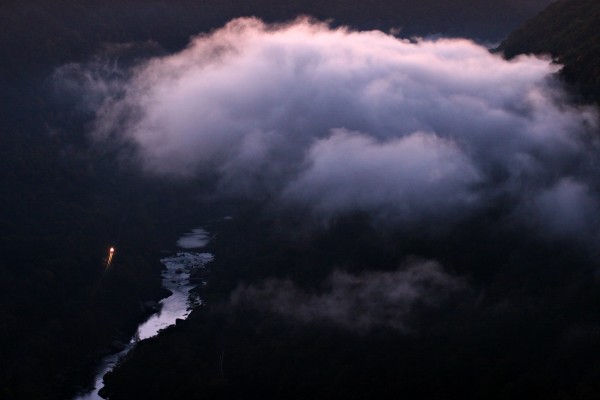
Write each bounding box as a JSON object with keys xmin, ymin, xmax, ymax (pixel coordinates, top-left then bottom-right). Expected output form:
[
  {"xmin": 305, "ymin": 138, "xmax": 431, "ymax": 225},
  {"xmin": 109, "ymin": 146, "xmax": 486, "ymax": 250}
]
[
  {"xmin": 282, "ymin": 129, "xmax": 482, "ymax": 224},
  {"xmin": 74, "ymin": 17, "xmax": 599, "ymax": 234},
  {"xmin": 527, "ymin": 178, "xmax": 599, "ymax": 240},
  {"xmin": 230, "ymin": 260, "xmax": 465, "ymax": 332}
]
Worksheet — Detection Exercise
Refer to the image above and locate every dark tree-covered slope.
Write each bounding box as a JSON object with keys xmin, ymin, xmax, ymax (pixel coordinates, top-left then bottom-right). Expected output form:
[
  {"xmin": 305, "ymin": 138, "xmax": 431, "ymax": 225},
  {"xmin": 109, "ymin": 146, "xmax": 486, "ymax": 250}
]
[
  {"xmin": 100, "ymin": 210, "xmax": 600, "ymax": 400},
  {"xmin": 498, "ymin": 0, "xmax": 600, "ymax": 103},
  {"xmin": 0, "ymin": 0, "xmax": 552, "ymax": 81},
  {"xmin": 92, "ymin": 2, "xmax": 600, "ymax": 399},
  {"xmin": 0, "ymin": 124, "xmax": 202, "ymax": 399},
  {"xmin": 0, "ymin": 0, "xmax": 566, "ymax": 398}
]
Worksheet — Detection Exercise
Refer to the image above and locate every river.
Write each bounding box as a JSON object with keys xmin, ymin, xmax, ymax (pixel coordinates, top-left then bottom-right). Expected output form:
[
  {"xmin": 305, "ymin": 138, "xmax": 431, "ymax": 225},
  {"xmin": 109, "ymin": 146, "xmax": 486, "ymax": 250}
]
[{"xmin": 74, "ymin": 228, "xmax": 213, "ymax": 400}]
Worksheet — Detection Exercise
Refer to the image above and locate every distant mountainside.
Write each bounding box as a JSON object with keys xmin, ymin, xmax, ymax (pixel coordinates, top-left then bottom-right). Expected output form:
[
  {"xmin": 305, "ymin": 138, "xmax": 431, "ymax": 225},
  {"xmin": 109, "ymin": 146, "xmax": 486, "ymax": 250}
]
[
  {"xmin": 0, "ymin": 0, "xmax": 551, "ymax": 80},
  {"xmin": 0, "ymin": 0, "xmax": 577, "ymax": 399},
  {"xmin": 498, "ymin": 0, "xmax": 600, "ymax": 103}
]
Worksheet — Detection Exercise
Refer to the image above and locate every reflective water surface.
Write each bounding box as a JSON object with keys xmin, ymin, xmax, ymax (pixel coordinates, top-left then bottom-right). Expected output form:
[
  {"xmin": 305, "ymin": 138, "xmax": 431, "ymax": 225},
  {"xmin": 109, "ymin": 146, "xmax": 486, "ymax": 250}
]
[{"xmin": 75, "ymin": 230, "xmax": 212, "ymax": 399}]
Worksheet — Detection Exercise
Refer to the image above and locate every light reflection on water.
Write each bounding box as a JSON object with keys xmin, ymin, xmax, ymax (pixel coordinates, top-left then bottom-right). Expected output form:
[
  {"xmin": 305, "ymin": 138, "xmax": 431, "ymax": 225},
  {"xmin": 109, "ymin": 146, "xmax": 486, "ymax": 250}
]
[
  {"xmin": 74, "ymin": 231, "xmax": 212, "ymax": 400},
  {"xmin": 176, "ymin": 228, "xmax": 211, "ymax": 249},
  {"xmin": 136, "ymin": 252, "xmax": 213, "ymax": 340}
]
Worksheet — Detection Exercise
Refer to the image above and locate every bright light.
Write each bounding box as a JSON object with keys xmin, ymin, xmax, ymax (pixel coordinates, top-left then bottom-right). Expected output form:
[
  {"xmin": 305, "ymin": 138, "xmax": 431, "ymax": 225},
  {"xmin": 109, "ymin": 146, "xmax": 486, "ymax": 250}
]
[{"xmin": 107, "ymin": 247, "xmax": 116, "ymax": 268}]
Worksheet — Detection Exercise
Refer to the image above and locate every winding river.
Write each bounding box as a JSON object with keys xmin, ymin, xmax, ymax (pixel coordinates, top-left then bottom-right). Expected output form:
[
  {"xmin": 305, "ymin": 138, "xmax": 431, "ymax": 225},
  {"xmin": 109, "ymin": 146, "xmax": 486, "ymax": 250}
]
[{"xmin": 75, "ymin": 228, "xmax": 213, "ymax": 400}]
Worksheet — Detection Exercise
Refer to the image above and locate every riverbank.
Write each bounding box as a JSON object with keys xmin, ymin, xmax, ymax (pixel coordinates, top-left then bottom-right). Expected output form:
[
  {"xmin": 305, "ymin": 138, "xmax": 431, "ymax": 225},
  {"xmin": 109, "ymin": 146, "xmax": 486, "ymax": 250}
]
[{"xmin": 74, "ymin": 229, "xmax": 214, "ymax": 400}]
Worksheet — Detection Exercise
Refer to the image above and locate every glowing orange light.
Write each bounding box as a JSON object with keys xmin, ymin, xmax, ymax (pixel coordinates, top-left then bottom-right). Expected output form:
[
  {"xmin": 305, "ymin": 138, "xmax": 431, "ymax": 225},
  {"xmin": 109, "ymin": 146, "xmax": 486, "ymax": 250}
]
[{"xmin": 106, "ymin": 247, "xmax": 116, "ymax": 268}]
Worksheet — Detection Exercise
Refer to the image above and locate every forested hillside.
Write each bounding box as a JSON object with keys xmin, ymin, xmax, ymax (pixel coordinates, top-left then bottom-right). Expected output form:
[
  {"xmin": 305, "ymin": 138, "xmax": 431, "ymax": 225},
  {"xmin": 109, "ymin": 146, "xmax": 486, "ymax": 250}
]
[
  {"xmin": 93, "ymin": 1, "xmax": 600, "ymax": 399},
  {"xmin": 100, "ymin": 210, "xmax": 600, "ymax": 400},
  {"xmin": 0, "ymin": 0, "xmax": 576, "ymax": 399},
  {"xmin": 0, "ymin": 125, "xmax": 201, "ymax": 398},
  {"xmin": 499, "ymin": 0, "xmax": 600, "ymax": 103}
]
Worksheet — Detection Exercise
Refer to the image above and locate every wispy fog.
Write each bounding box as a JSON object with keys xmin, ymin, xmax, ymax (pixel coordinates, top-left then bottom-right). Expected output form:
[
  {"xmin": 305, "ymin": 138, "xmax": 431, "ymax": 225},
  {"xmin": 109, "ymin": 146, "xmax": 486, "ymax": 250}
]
[
  {"xmin": 230, "ymin": 260, "xmax": 465, "ymax": 332},
  {"xmin": 176, "ymin": 228, "xmax": 210, "ymax": 249}
]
